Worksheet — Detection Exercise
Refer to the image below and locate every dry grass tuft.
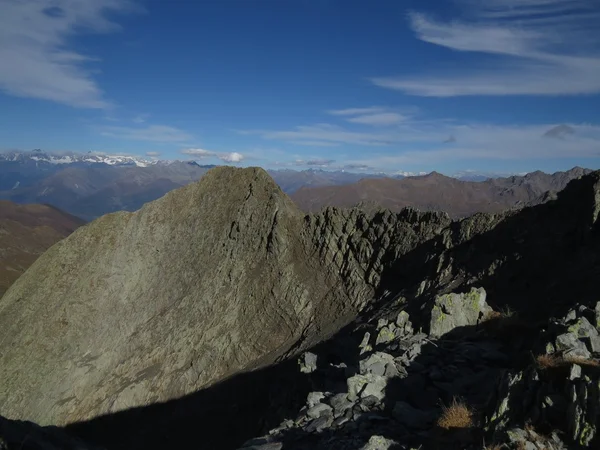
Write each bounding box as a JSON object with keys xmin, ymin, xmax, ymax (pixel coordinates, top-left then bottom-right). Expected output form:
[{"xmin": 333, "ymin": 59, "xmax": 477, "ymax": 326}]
[
  {"xmin": 484, "ymin": 306, "xmax": 516, "ymax": 322},
  {"xmin": 436, "ymin": 398, "xmax": 474, "ymax": 430},
  {"xmin": 536, "ymin": 354, "xmax": 600, "ymax": 369},
  {"xmin": 484, "ymin": 310, "xmax": 504, "ymax": 321}
]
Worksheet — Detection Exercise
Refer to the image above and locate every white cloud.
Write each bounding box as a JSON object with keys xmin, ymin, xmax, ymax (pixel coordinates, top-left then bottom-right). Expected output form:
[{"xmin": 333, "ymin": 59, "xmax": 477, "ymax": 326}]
[
  {"xmin": 221, "ymin": 152, "xmax": 244, "ymax": 163},
  {"xmin": 347, "ymin": 112, "xmax": 409, "ymax": 126},
  {"xmin": 289, "ymin": 140, "xmax": 340, "ymax": 147},
  {"xmin": 372, "ymin": 1, "xmax": 600, "ymax": 96},
  {"xmin": 101, "ymin": 125, "xmax": 192, "ymax": 142},
  {"xmin": 133, "ymin": 114, "xmax": 150, "ymax": 124},
  {"xmin": 327, "ymin": 106, "xmax": 414, "ymax": 126},
  {"xmin": 181, "ymin": 148, "xmax": 245, "ymax": 163},
  {"xmin": 243, "ymin": 123, "xmax": 397, "ymax": 146},
  {"xmin": 260, "ymin": 118, "xmax": 600, "ymax": 173},
  {"xmin": 328, "ymin": 107, "xmax": 386, "ymax": 116},
  {"xmin": 146, "ymin": 151, "xmax": 161, "ymax": 157},
  {"xmin": 0, "ymin": 0, "xmax": 140, "ymax": 108}
]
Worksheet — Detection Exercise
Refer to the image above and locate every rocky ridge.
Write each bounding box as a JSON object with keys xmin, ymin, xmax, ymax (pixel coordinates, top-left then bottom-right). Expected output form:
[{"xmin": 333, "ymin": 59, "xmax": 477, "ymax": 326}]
[{"xmin": 1, "ymin": 168, "xmax": 600, "ymax": 449}]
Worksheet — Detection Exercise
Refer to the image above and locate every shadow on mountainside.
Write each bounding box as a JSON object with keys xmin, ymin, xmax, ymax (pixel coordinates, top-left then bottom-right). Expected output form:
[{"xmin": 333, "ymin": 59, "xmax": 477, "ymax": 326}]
[
  {"xmin": 65, "ymin": 302, "xmax": 580, "ymax": 450},
  {"xmin": 64, "ymin": 174, "xmax": 600, "ymax": 450}
]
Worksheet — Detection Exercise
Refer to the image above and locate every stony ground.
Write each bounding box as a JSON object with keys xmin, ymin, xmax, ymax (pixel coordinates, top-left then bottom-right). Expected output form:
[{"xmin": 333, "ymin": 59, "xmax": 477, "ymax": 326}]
[{"xmin": 239, "ymin": 288, "xmax": 600, "ymax": 450}]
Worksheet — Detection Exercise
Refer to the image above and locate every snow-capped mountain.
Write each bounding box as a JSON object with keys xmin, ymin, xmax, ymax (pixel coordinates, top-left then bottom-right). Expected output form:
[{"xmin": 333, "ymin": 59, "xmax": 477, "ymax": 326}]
[{"xmin": 0, "ymin": 149, "xmax": 159, "ymax": 168}]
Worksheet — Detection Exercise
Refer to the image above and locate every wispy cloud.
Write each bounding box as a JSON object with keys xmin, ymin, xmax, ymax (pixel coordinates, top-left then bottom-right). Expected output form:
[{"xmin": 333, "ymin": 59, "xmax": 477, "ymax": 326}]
[
  {"xmin": 347, "ymin": 112, "xmax": 409, "ymax": 126},
  {"xmin": 328, "ymin": 107, "xmax": 411, "ymax": 126},
  {"xmin": 328, "ymin": 107, "xmax": 387, "ymax": 116},
  {"xmin": 371, "ymin": 1, "xmax": 600, "ymax": 96},
  {"xmin": 0, "ymin": 0, "xmax": 140, "ymax": 108},
  {"xmin": 146, "ymin": 151, "xmax": 161, "ymax": 157},
  {"xmin": 295, "ymin": 158, "xmax": 336, "ymax": 167},
  {"xmin": 133, "ymin": 114, "xmax": 150, "ymax": 124},
  {"xmin": 289, "ymin": 140, "xmax": 340, "ymax": 147},
  {"xmin": 181, "ymin": 148, "xmax": 244, "ymax": 163},
  {"xmin": 258, "ymin": 119, "xmax": 600, "ymax": 171},
  {"xmin": 242, "ymin": 123, "xmax": 397, "ymax": 146},
  {"xmin": 101, "ymin": 125, "xmax": 192, "ymax": 142}
]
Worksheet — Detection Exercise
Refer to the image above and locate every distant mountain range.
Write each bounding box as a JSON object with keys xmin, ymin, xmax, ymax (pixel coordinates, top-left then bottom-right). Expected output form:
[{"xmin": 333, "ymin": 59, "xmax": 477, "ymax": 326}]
[
  {"xmin": 0, "ymin": 200, "xmax": 84, "ymax": 297},
  {"xmin": 291, "ymin": 167, "xmax": 593, "ymax": 218},
  {"xmin": 0, "ymin": 150, "xmax": 592, "ymax": 220}
]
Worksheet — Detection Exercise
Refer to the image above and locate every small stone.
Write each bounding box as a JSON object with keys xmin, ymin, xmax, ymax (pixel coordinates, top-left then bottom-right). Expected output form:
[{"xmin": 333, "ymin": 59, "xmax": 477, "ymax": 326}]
[
  {"xmin": 332, "ymin": 416, "xmax": 349, "ymax": 427},
  {"xmin": 359, "ymin": 332, "xmax": 372, "ymax": 355},
  {"xmin": 304, "ymin": 415, "xmax": 333, "ymax": 433},
  {"xmin": 307, "ymin": 391, "xmax": 325, "ymax": 407},
  {"xmin": 360, "ymin": 377, "xmax": 387, "ymax": 401},
  {"xmin": 396, "ymin": 310, "xmax": 412, "ymax": 329},
  {"xmin": 369, "ymin": 362, "xmax": 386, "ymax": 377},
  {"xmin": 375, "ymin": 326, "xmax": 396, "ymax": 345},
  {"xmin": 383, "ymin": 362, "xmax": 400, "ymax": 378},
  {"xmin": 307, "ymin": 403, "xmax": 333, "ymax": 419},
  {"xmin": 359, "ymin": 352, "xmax": 395, "ymax": 377},
  {"xmin": 329, "ymin": 393, "xmax": 354, "ymax": 417},
  {"xmin": 377, "ymin": 318, "xmax": 389, "ymax": 330},
  {"xmin": 556, "ymin": 333, "xmax": 591, "ymax": 358},
  {"xmin": 360, "ymin": 435, "xmax": 398, "ymax": 450},
  {"xmin": 569, "ymin": 364, "xmax": 582, "ymax": 380},
  {"xmin": 360, "ymin": 395, "xmax": 381, "ymax": 409},
  {"xmin": 348, "ymin": 374, "xmax": 370, "ymax": 402},
  {"xmin": 299, "ymin": 352, "xmax": 317, "ymax": 373},
  {"xmin": 565, "ymin": 309, "xmax": 577, "ymax": 322}
]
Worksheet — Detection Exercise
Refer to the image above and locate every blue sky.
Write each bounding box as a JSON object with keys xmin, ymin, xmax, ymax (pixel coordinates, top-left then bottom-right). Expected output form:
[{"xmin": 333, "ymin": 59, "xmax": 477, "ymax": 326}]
[{"xmin": 0, "ymin": 0, "xmax": 599, "ymax": 175}]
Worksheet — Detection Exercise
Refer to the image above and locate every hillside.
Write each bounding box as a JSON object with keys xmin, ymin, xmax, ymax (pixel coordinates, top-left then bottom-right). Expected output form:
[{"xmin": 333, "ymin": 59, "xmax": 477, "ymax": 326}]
[
  {"xmin": 1, "ymin": 167, "xmax": 600, "ymax": 450},
  {"xmin": 0, "ymin": 201, "xmax": 84, "ymax": 297},
  {"xmin": 292, "ymin": 167, "xmax": 591, "ymax": 217}
]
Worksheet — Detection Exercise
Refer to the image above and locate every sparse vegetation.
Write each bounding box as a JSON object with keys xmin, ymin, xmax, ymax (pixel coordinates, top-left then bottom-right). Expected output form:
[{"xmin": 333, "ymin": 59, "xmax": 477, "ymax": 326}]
[
  {"xmin": 484, "ymin": 306, "xmax": 516, "ymax": 322},
  {"xmin": 436, "ymin": 398, "xmax": 474, "ymax": 430},
  {"xmin": 536, "ymin": 354, "xmax": 600, "ymax": 369}
]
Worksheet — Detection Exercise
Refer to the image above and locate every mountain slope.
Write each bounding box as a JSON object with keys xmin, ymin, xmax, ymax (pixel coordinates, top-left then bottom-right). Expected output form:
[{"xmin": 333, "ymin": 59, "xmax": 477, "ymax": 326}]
[
  {"xmin": 1, "ymin": 168, "xmax": 600, "ymax": 450},
  {"xmin": 0, "ymin": 201, "xmax": 84, "ymax": 297},
  {"xmin": 292, "ymin": 167, "xmax": 591, "ymax": 217},
  {"xmin": 1, "ymin": 167, "xmax": 448, "ymax": 425}
]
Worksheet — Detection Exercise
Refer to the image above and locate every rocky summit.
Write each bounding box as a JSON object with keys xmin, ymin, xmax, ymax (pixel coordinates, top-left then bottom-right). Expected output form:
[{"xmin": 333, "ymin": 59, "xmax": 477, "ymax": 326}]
[{"xmin": 1, "ymin": 167, "xmax": 600, "ymax": 450}]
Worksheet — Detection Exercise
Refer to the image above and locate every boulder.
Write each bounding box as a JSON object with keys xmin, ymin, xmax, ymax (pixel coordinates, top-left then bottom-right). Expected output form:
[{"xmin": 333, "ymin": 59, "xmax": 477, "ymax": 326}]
[
  {"xmin": 360, "ymin": 435, "xmax": 399, "ymax": 450},
  {"xmin": 347, "ymin": 374, "xmax": 387, "ymax": 402},
  {"xmin": 307, "ymin": 403, "xmax": 333, "ymax": 419},
  {"xmin": 429, "ymin": 287, "xmax": 492, "ymax": 338},
  {"xmin": 555, "ymin": 333, "xmax": 592, "ymax": 359},
  {"xmin": 299, "ymin": 352, "xmax": 318, "ymax": 374}
]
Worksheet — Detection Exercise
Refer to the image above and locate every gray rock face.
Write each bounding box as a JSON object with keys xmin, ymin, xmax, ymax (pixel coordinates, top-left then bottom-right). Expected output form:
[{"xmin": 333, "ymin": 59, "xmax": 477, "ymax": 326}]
[{"xmin": 429, "ymin": 287, "xmax": 492, "ymax": 338}]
